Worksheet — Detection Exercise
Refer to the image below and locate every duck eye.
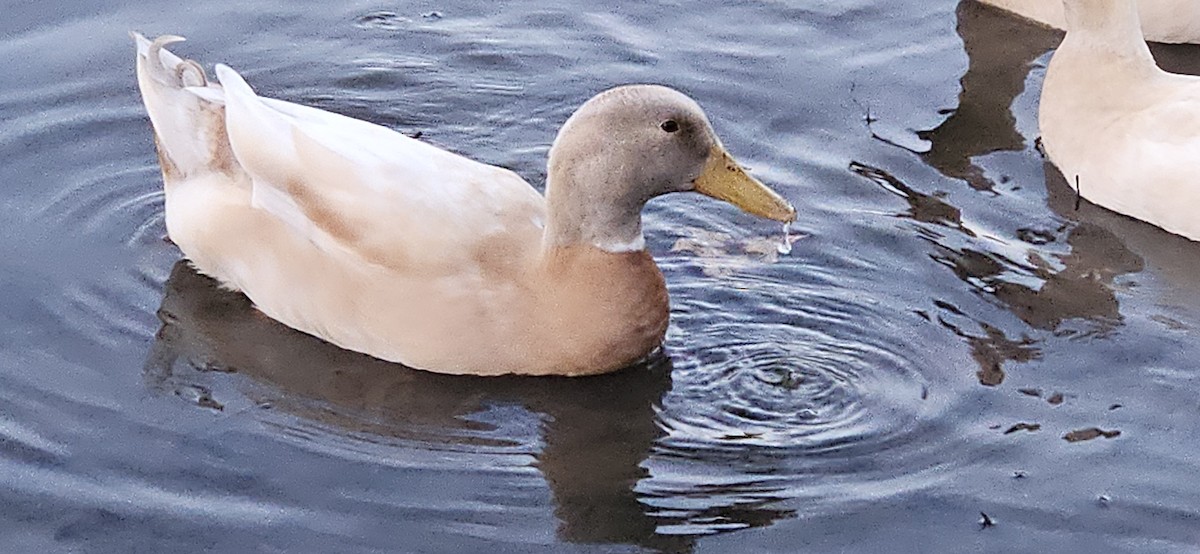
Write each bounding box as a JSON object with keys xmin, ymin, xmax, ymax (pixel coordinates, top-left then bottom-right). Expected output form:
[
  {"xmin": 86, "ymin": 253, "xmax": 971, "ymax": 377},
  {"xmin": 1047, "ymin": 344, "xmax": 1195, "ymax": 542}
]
[{"xmin": 660, "ymin": 119, "xmax": 680, "ymax": 133}]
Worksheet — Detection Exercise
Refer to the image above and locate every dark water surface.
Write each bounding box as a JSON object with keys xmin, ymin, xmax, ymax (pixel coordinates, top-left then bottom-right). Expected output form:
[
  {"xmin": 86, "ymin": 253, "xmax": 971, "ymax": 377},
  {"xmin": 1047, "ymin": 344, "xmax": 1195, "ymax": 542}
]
[{"xmin": 3, "ymin": 1, "xmax": 1200, "ymax": 552}]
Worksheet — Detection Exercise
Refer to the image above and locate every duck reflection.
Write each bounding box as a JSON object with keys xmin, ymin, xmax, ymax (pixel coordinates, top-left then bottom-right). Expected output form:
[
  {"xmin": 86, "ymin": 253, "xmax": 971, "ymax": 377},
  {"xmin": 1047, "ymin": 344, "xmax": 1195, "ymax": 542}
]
[
  {"xmin": 1042, "ymin": 166, "xmax": 1200, "ymax": 307},
  {"xmin": 930, "ymin": 226, "xmax": 1141, "ymax": 336},
  {"xmin": 928, "ymin": 217, "xmax": 1144, "ymax": 385},
  {"xmin": 144, "ymin": 261, "xmax": 794, "ymax": 553},
  {"xmin": 917, "ymin": 1, "xmax": 1061, "ymax": 191},
  {"xmin": 852, "ymin": 161, "xmax": 1141, "ymax": 386},
  {"xmin": 920, "ymin": 1, "xmax": 1200, "ymax": 192},
  {"xmin": 144, "ymin": 261, "xmax": 686, "ymax": 551}
]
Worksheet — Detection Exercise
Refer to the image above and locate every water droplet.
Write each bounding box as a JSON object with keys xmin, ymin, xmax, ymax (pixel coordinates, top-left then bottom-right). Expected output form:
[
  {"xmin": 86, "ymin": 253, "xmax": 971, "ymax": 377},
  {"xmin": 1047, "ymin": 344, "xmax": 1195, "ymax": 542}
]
[{"xmin": 776, "ymin": 222, "xmax": 793, "ymax": 256}]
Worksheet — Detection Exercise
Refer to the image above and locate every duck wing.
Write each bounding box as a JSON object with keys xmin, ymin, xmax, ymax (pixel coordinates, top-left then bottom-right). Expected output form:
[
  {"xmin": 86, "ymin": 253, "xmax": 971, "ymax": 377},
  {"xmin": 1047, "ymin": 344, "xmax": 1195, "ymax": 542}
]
[{"xmin": 210, "ymin": 64, "xmax": 545, "ymax": 274}]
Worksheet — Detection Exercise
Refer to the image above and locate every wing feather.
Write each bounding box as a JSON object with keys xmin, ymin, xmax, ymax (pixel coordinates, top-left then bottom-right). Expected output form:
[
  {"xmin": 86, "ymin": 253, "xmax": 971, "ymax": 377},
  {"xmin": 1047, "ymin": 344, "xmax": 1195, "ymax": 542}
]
[{"xmin": 214, "ymin": 64, "xmax": 545, "ymax": 273}]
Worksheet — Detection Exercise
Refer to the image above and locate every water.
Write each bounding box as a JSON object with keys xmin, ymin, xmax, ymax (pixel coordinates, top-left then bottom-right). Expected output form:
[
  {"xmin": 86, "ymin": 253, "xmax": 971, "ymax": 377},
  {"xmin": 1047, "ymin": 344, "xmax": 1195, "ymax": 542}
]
[
  {"xmin": 3, "ymin": 1, "xmax": 1200, "ymax": 552},
  {"xmin": 776, "ymin": 222, "xmax": 793, "ymax": 256}
]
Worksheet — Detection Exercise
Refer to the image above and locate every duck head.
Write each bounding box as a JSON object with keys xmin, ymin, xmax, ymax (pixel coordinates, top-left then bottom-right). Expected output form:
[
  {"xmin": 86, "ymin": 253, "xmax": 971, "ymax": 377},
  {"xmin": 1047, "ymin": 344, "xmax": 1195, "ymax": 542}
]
[{"xmin": 543, "ymin": 85, "xmax": 796, "ymax": 253}]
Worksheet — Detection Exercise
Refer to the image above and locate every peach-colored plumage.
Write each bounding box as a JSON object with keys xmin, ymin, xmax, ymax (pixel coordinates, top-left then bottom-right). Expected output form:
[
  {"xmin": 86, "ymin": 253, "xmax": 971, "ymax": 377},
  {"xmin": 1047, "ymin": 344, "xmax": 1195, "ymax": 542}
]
[{"xmin": 132, "ymin": 33, "xmax": 794, "ymax": 376}]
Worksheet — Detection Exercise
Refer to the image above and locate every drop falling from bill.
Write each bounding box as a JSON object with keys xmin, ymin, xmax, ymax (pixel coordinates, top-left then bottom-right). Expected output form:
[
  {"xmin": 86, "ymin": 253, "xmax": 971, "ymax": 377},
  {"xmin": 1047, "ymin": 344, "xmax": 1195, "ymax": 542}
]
[{"xmin": 777, "ymin": 222, "xmax": 793, "ymax": 256}]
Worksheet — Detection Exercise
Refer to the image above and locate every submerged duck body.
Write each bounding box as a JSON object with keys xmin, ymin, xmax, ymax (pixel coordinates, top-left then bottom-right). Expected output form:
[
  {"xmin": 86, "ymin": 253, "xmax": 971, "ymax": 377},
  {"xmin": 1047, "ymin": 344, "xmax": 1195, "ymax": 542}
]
[
  {"xmin": 1040, "ymin": 0, "xmax": 1200, "ymax": 242},
  {"xmin": 132, "ymin": 34, "xmax": 795, "ymax": 376},
  {"xmin": 978, "ymin": 0, "xmax": 1200, "ymax": 43}
]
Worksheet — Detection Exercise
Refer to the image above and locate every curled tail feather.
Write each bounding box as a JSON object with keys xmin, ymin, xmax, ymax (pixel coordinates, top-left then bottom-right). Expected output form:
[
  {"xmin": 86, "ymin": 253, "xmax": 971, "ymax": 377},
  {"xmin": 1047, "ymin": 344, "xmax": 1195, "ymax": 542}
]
[{"xmin": 132, "ymin": 32, "xmax": 241, "ymax": 182}]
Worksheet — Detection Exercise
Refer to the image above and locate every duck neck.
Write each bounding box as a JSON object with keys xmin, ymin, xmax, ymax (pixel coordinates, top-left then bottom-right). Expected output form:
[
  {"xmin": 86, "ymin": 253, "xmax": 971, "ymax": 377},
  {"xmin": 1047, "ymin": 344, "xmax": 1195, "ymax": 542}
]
[
  {"xmin": 1063, "ymin": 0, "xmax": 1154, "ymax": 65},
  {"xmin": 541, "ymin": 170, "xmax": 648, "ymax": 255}
]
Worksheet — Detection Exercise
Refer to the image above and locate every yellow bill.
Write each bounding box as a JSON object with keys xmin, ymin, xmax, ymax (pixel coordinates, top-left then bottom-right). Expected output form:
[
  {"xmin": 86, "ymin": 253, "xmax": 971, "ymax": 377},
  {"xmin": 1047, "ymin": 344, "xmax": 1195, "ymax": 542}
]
[{"xmin": 693, "ymin": 146, "xmax": 796, "ymax": 222}]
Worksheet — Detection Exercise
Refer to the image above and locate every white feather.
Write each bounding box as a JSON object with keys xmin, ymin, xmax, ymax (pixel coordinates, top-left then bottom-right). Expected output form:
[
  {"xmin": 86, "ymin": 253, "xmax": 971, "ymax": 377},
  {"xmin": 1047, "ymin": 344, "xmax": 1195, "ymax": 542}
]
[
  {"xmin": 979, "ymin": 0, "xmax": 1200, "ymax": 44},
  {"xmin": 213, "ymin": 64, "xmax": 545, "ymax": 269},
  {"xmin": 184, "ymin": 86, "xmax": 225, "ymax": 105}
]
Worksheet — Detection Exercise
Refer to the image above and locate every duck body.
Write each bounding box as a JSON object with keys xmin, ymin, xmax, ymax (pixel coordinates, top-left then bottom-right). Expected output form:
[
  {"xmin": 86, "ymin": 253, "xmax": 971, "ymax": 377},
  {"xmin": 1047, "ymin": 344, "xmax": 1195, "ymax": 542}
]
[
  {"xmin": 1040, "ymin": 0, "xmax": 1200, "ymax": 242},
  {"xmin": 133, "ymin": 35, "xmax": 793, "ymax": 376},
  {"xmin": 979, "ymin": 0, "xmax": 1200, "ymax": 44}
]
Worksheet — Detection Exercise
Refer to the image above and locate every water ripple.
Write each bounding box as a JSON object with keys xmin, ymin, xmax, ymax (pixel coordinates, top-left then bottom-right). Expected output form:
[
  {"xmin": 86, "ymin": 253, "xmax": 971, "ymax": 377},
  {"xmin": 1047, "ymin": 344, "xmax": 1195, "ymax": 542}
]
[
  {"xmin": 638, "ymin": 262, "xmax": 958, "ymax": 531},
  {"xmin": 662, "ymin": 317, "xmax": 930, "ymax": 452}
]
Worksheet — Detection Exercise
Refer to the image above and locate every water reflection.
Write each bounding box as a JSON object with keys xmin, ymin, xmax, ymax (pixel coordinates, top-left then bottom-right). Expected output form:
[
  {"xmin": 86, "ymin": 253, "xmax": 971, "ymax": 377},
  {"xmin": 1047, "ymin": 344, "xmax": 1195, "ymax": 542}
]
[
  {"xmin": 143, "ymin": 261, "xmax": 798, "ymax": 552},
  {"xmin": 849, "ymin": 161, "xmax": 974, "ymax": 236},
  {"xmin": 931, "ymin": 227, "xmax": 1141, "ymax": 336},
  {"xmin": 1042, "ymin": 165, "xmax": 1200, "ymax": 308},
  {"xmin": 918, "ymin": 1, "xmax": 1061, "ymax": 191},
  {"xmin": 852, "ymin": 160, "xmax": 1142, "ymax": 386}
]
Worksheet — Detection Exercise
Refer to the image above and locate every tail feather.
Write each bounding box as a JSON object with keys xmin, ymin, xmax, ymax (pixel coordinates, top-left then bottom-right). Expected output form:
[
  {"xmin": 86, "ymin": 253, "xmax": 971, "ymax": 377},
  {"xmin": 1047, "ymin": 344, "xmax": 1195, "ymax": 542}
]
[
  {"xmin": 185, "ymin": 86, "xmax": 226, "ymax": 106},
  {"xmin": 132, "ymin": 32, "xmax": 241, "ymax": 182}
]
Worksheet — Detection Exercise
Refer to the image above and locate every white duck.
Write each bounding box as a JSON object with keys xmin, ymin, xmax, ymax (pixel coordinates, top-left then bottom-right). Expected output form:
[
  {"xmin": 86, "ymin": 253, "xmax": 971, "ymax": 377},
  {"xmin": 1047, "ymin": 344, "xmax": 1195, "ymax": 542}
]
[
  {"xmin": 1040, "ymin": 0, "xmax": 1200, "ymax": 242},
  {"xmin": 132, "ymin": 34, "xmax": 795, "ymax": 377},
  {"xmin": 978, "ymin": 0, "xmax": 1200, "ymax": 43}
]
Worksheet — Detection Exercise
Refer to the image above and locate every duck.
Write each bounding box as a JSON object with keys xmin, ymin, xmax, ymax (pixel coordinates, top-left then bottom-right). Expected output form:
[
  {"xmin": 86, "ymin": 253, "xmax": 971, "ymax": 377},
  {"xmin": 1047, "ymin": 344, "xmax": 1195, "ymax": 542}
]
[
  {"xmin": 132, "ymin": 33, "xmax": 796, "ymax": 377},
  {"xmin": 1040, "ymin": 0, "xmax": 1200, "ymax": 242},
  {"xmin": 978, "ymin": 0, "xmax": 1200, "ymax": 44}
]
